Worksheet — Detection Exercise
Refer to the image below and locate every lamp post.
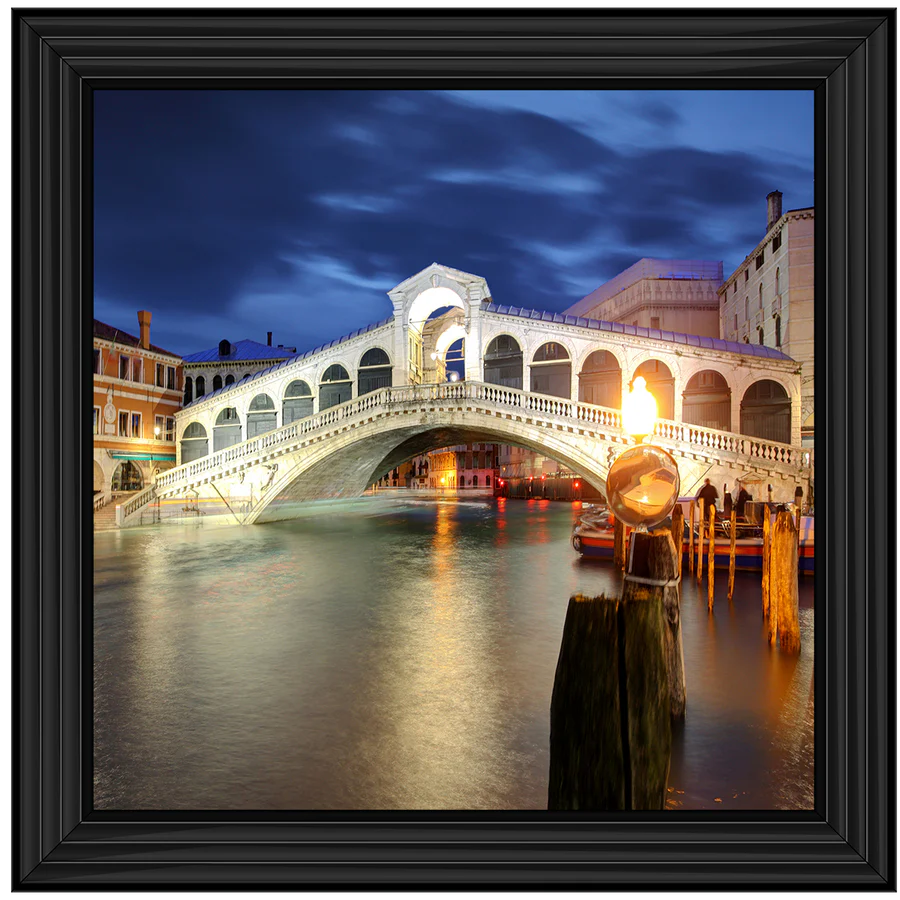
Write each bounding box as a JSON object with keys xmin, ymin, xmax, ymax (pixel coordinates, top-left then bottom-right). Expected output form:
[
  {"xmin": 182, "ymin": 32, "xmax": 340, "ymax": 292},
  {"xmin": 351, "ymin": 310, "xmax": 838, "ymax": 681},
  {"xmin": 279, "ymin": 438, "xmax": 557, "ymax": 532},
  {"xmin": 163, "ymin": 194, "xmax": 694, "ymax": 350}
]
[{"xmin": 621, "ymin": 376, "xmax": 658, "ymax": 445}]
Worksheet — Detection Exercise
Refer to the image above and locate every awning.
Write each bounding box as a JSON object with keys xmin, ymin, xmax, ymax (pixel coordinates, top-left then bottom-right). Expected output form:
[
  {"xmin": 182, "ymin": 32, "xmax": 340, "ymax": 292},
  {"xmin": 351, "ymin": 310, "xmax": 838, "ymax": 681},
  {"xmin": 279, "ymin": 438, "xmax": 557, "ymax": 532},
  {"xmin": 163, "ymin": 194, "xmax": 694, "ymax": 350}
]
[{"xmin": 110, "ymin": 453, "xmax": 175, "ymax": 461}]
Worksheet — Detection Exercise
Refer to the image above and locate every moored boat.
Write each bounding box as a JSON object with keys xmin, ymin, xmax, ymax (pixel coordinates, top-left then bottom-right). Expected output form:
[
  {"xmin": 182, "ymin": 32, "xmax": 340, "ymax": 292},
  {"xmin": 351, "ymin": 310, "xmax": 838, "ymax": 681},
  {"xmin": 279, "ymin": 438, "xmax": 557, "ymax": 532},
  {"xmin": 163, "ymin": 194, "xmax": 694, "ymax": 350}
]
[{"xmin": 572, "ymin": 501, "xmax": 814, "ymax": 574}]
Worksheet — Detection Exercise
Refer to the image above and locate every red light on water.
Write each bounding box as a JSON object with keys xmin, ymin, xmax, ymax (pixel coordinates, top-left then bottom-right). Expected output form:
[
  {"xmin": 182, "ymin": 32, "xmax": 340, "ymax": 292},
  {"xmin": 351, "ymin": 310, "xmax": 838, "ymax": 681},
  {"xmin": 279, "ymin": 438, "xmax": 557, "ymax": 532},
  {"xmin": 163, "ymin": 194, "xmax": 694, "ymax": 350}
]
[{"xmin": 541, "ymin": 475, "xmax": 546, "ymax": 480}]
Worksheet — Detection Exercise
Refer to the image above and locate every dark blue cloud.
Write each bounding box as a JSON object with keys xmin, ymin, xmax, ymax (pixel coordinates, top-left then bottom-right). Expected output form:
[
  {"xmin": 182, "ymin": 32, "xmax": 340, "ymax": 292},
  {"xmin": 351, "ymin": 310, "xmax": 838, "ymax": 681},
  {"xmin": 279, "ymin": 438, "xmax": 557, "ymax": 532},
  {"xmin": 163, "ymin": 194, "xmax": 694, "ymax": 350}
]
[{"xmin": 94, "ymin": 89, "xmax": 813, "ymax": 356}]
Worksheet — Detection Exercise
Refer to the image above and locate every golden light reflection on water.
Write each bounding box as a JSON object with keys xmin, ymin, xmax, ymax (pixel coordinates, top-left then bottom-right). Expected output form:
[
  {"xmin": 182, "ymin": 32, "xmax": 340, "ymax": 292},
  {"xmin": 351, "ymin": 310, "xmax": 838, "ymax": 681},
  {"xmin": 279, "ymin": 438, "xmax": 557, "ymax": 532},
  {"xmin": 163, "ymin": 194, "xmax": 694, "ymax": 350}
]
[{"xmin": 94, "ymin": 498, "xmax": 814, "ymax": 811}]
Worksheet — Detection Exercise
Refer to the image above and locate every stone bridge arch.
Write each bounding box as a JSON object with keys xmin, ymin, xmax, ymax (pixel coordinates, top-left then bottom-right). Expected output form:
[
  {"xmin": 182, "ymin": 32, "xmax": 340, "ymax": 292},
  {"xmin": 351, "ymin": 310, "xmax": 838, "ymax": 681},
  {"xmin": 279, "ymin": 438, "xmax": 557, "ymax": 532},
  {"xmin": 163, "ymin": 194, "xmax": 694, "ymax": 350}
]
[{"xmin": 244, "ymin": 408, "xmax": 624, "ymax": 524}]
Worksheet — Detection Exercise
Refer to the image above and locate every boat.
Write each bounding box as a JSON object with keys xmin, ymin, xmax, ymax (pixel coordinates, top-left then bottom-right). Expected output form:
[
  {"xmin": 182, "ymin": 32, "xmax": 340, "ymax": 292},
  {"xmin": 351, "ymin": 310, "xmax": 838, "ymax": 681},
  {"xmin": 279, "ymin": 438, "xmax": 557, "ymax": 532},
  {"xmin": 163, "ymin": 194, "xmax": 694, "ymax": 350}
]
[{"xmin": 572, "ymin": 500, "xmax": 814, "ymax": 575}]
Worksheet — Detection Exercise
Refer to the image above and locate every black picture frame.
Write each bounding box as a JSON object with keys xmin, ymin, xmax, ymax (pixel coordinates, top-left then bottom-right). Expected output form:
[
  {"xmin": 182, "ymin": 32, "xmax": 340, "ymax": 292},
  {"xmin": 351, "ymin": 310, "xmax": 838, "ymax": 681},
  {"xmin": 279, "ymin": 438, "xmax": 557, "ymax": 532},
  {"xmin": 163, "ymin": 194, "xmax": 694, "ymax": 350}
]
[{"xmin": 13, "ymin": 8, "xmax": 895, "ymax": 890}]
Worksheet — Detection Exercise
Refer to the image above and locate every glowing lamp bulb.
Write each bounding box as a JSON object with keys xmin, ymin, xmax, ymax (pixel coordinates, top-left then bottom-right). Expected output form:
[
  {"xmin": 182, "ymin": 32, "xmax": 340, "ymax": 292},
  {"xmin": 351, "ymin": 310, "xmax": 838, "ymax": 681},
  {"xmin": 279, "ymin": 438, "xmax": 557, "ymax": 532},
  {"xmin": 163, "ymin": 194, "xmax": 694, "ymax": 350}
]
[
  {"xmin": 622, "ymin": 376, "xmax": 658, "ymax": 441},
  {"xmin": 574, "ymin": 481, "xmax": 580, "ymax": 488}
]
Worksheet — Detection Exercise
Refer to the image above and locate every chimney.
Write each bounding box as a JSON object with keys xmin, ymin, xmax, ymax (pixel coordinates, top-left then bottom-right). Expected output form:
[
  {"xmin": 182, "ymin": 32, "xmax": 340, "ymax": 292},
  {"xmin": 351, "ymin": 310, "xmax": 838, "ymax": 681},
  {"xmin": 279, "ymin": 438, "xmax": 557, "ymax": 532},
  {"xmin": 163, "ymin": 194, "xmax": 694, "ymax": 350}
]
[
  {"xmin": 766, "ymin": 190, "xmax": 783, "ymax": 232},
  {"xmin": 267, "ymin": 331, "xmax": 273, "ymax": 347},
  {"xmin": 137, "ymin": 310, "xmax": 152, "ymax": 349}
]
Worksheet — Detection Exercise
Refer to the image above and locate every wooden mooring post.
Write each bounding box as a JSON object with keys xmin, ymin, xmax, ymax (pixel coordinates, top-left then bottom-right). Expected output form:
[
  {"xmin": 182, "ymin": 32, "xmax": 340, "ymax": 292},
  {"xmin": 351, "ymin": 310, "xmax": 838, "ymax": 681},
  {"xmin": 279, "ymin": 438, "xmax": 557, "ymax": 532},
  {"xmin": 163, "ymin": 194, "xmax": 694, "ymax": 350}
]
[
  {"xmin": 687, "ymin": 500, "xmax": 695, "ymax": 574},
  {"xmin": 727, "ymin": 507, "xmax": 737, "ymax": 602},
  {"xmin": 762, "ymin": 503, "xmax": 771, "ymax": 623},
  {"xmin": 707, "ymin": 504, "xmax": 716, "ymax": 612},
  {"xmin": 771, "ymin": 510, "xmax": 801, "ymax": 653},
  {"xmin": 614, "ymin": 517, "xmax": 627, "ymax": 570},
  {"xmin": 696, "ymin": 499, "xmax": 705, "ymax": 582},
  {"xmin": 548, "ymin": 529, "xmax": 681, "ymax": 810},
  {"xmin": 671, "ymin": 504, "xmax": 684, "ymax": 579}
]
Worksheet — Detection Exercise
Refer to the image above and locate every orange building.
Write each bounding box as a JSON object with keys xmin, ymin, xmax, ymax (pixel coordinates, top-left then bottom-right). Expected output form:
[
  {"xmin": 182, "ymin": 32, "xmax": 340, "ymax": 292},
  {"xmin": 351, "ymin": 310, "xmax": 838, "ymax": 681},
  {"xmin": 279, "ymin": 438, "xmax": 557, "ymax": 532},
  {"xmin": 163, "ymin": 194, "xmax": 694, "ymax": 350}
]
[{"xmin": 93, "ymin": 311, "xmax": 184, "ymax": 502}]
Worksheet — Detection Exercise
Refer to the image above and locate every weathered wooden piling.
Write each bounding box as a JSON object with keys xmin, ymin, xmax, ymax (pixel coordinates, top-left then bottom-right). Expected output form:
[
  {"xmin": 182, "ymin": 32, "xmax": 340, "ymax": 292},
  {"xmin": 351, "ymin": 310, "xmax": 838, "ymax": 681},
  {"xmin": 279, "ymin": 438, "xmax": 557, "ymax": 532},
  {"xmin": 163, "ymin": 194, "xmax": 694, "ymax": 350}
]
[
  {"xmin": 696, "ymin": 499, "xmax": 705, "ymax": 582},
  {"xmin": 688, "ymin": 500, "xmax": 695, "ymax": 574},
  {"xmin": 727, "ymin": 507, "xmax": 737, "ymax": 602},
  {"xmin": 623, "ymin": 529, "xmax": 686, "ymax": 721},
  {"xmin": 613, "ymin": 517, "xmax": 627, "ymax": 570},
  {"xmin": 772, "ymin": 510, "xmax": 801, "ymax": 653},
  {"xmin": 548, "ymin": 588, "xmax": 672, "ymax": 810},
  {"xmin": 762, "ymin": 503, "xmax": 778, "ymax": 644},
  {"xmin": 707, "ymin": 504, "xmax": 716, "ymax": 612},
  {"xmin": 670, "ymin": 504, "xmax": 684, "ymax": 579},
  {"xmin": 794, "ymin": 486, "xmax": 803, "ymax": 534}
]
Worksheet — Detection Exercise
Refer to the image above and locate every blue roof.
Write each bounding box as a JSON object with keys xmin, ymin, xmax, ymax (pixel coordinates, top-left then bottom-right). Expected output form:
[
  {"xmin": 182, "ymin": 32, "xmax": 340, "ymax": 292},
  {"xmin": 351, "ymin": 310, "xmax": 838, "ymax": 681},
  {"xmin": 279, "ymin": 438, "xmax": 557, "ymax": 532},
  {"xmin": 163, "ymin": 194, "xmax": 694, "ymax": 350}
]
[
  {"xmin": 182, "ymin": 316, "xmax": 394, "ymax": 411},
  {"xmin": 183, "ymin": 339, "xmax": 298, "ymax": 364},
  {"xmin": 482, "ymin": 303, "xmax": 795, "ymax": 362}
]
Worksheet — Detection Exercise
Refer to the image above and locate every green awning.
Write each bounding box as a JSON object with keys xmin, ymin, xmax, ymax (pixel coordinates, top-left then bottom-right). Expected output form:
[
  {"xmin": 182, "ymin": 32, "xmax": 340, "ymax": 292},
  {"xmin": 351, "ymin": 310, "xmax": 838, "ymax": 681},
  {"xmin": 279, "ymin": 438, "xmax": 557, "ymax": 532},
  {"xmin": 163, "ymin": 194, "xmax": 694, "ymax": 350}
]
[{"xmin": 110, "ymin": 453, "xmax": 175, "ymax": 461}]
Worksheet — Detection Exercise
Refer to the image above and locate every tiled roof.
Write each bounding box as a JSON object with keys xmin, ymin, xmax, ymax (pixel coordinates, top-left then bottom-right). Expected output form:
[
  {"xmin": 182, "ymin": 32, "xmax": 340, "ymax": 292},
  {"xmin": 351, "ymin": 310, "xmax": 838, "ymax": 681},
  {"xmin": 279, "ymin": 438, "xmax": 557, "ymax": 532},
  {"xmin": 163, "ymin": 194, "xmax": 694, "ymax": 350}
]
[
  {"xmin": 182, "ymin": 316, "xmax": 394, "ymax": 411},
  {"xmin": 183, "ymin": 339, "xmax": 298, "ymax": 364},
  {"xmin": 93, "ymin": 319, "xmax": 181, "ymax": 360},
  {"xmin": 482, "ymin": 303, "xmax": 795, "ymax": 362}
]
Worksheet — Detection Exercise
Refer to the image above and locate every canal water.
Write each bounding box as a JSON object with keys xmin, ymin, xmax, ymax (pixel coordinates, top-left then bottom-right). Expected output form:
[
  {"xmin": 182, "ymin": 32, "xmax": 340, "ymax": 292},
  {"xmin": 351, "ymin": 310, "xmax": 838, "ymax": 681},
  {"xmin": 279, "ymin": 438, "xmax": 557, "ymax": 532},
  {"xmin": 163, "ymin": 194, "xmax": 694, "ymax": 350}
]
[{"xmin": 94, "ymin": 496, "xmax": 814, "ymax": 811}]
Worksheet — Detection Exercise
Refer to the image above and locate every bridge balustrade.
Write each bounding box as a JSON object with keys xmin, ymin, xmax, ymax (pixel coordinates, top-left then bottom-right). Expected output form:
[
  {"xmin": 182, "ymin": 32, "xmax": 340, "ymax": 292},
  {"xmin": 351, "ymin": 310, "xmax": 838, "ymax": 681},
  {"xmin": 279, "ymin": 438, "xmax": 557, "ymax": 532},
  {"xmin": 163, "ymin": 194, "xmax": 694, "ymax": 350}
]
[{"xmin": 156, "ymin": 380, "xmax": 808, "ymax": 498}]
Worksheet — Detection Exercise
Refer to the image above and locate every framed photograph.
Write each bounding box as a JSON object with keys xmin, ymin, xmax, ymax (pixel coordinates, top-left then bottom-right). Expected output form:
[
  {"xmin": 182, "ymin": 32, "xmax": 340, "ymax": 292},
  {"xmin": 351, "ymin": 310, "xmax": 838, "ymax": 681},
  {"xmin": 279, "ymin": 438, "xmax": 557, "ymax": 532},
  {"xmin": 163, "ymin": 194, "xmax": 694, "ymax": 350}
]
[{"xmin": 9, "ymin": 0, "xmax": 900, "ymax": 895}]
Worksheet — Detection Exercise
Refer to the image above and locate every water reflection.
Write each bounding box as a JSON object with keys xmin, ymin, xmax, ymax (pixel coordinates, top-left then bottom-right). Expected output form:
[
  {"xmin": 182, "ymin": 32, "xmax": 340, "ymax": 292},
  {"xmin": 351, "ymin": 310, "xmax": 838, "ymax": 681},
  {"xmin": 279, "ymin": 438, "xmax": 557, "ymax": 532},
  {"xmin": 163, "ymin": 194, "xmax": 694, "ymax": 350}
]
[{"xmin": 94, "ymin": 497, "xmax": 813, "ymax": 811}]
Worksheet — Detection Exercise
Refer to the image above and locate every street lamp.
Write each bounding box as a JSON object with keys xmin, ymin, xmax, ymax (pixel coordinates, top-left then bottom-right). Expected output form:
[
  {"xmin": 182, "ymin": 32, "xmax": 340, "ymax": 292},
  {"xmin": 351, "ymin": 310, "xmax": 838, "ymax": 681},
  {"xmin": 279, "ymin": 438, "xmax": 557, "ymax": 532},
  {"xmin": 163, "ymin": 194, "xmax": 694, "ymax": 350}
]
[
  {"xmin": 606, "ymin": 377, "xmax": 680, "ymax": 531},
  {"xmin": 621, "ymin": 376, "xmax": 658, "ymax": 444}
]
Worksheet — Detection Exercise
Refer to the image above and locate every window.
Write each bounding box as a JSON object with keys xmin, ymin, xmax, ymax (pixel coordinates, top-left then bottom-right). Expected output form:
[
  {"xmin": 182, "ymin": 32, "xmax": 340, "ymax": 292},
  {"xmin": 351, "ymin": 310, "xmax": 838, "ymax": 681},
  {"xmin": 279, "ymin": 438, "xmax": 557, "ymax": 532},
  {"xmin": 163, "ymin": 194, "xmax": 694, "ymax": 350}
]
[
  {"xmin": 156, "ymin": 363, "xmax": 164, "ymax": 387},
  {"xmin": 155, "ymin": 414, "xmax": 165, "ymax": 439},
  {"xmin": 486, "ymin": 476, "xmax": 491, "ymax": 487},
  {"xmin": 213, "ymin": 375, "xmax": 223, "ymax": 392},
  {"xmin": 744, "ymin": 336, "xmax": 750, "ymax": 343},
  {"xmin": 775, "ymin": 315, "xmax": 782, "ymax": 347},
  {"xmin": 744, "ymin": 298, "xmax": 749, "ymax": 320},
  {"xmin": 167, "ymin": 366, "xmax": 176, "ymax": 390},
  {"xmin": 650, "ymin": 316, "xmax": 660, "ymax": 330},
  {"xmin": 93, "ymin": 349, "xmax": 101, "ymax": 374},
  {"xmin": 118, "ymin": 411, "xmax": 129, "ymax": 436},
  {"xmin": 225, "ymin": 374, "xmax": 235, "ymax": 386},
  {"xmin": 756, "ymin": 252, "xmax": 764, "ymax": 270},
  {"xmin": 744, "ymin": 270, "xmax": 749, "ymax": 282},
  {"xmin": 93, "ymin": 407, "xmax": 100, "ymax": 435},
  {"xmin": 772, "ymin": 233, "xmax": 782, "ymax": 252},
  {"xmin": 759, "ymin": 284, "xmax": 764, "ymax": 310},
  {"xmin": 184, "ymin": 377, "xmax": 193, "ymax": 405},
  {"xmin": 775, "ymin": 267, "xmax": 780, "ymax": 294},
  {"xmin": 758, "ymin": 327, "xmax": 765, "ymax": 346},
  {"xmin": 196, "ymin": 376, "xmax": 206, "ymax": 397},
  {"xmin": 131, "ymin": 412, "xmax": 142, "ymax": 438},
  {"xmin": 119, "ymin": 355, "xmax": 130, "ymax": 380},
  {"xmin": 733, "ymin": 314, "xmax": 738, "ymax": 332},
  {"xmin": 165, "ymin": 416, "xmax": 175, "ymax": 441}
]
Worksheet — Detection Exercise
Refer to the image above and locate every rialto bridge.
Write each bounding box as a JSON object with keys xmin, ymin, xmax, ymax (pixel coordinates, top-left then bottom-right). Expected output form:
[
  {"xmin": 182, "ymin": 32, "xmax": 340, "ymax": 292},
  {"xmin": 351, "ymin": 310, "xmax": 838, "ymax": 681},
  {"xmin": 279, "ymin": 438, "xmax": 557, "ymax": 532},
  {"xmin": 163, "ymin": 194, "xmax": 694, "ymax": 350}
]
[{"xmin": 117, "ymin": 263, "xmax": 811, "ymax": 526}]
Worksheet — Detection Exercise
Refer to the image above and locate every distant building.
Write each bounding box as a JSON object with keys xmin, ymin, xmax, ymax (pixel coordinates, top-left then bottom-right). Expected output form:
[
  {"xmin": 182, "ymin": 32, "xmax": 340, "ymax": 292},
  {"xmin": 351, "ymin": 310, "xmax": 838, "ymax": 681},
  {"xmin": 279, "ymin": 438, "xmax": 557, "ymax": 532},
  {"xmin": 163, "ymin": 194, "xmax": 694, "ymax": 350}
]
[
  {"xmin": 717, "ymin": 192, "xmax": 814, "ymax": 446},
  {"xmin": 407, "ymin": 444, "xmax": 499, "ymax": 490},
  {"xmin": 182, "ymin": 332, "xmax": 297, "ymax": 405},
  {"xmin": 93, "ymin": 311, "xmax": 183, "ymax": 499},
  {"xmin": 565, "ymin": 258, "xmax": 724, "ymax": 339}
]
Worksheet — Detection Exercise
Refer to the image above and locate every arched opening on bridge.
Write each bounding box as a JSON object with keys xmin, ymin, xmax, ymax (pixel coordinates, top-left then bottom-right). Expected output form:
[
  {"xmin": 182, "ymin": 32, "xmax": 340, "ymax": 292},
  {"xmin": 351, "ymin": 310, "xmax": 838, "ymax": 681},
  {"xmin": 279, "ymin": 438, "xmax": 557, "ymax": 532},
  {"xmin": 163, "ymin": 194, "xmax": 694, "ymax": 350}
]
[
  {"xmin": 358, "ymin": 347, "xmax": 393, "ymax": 396},
  {"xmin": 408, "ymin": 287, "xmax": 465, "ymax": 385},
  {"xmin": 682, "ymin": 370, "xmax": 731, "ymax": 431},
  {"xmin": 578, "ymin": 350, "xmax": 621, "ymax": 408},
  {"xmin": 633, "ymin": 359, "xmax": 675, "ymax": 420},
  {"xmin": 247, "ymin": 393, "xmax": 277, "ymax": 438},
  {"xmin": 319, "ymin": 364, "xmax": 352, "ymax": 411},
  {"xmin": 195, "ymin": 376, "xmax": 206, "ymax": 399},
  {"xmin": 530, "ymin": 342, "xmax": 571, "ymax": 399},
  {"xmin": 432, "ymin": 323, "xmax": 467, "ymax": 383},
  {"xmin": 741, "ymin": 380, "xmax": 791, "ymax": 444},
  {"xmin": 225, "ymin": 374, "xmax": 235, "ymax": 387},
  {"xmin": 184, "ymin": 376, "xmax": 193, "ymax": 405},
  {"xmin": 213, "ymin": 407, "xmax": 242, "ymax": 451},
  {"xmin": 180, "ymin": 422, "xmax": 209, "ymax": 462},
  {"xmin": 484, "ymin": 335, "xmax": 523, "ymax": 389},
  {"xmin": 111, "ymin": 460, "xmax": 143, "ymax": 492},
  {"xmin": 213, "ymin": 374, "xmax": 223, "ymax": 392},
  {"xmin": 283, "ymin": 379, "xmax": 313, "ymax": 424}
]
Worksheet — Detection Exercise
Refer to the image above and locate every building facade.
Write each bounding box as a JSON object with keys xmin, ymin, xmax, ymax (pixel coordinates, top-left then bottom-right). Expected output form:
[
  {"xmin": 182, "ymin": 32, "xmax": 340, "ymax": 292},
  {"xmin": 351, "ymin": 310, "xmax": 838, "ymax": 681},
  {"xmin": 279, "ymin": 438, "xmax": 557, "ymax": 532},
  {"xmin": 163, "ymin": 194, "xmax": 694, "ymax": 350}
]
[
  {"xmin": 564, "ymin": 258, "xmax": 724, "ymax": 338},
  {"xmin": 717, "ymin": 192, "xmax": 814, "ymax": 445},
  {"xmin": 93, "ymin": 311, "xmax": 183, "ymax": 499},
  {"xmin": 182, "ymin": 334, "xmax": 297, "ymax": 405},
  {"xmin": 406, "ymin": 444, "xmax": 500, "ymax": 490}
]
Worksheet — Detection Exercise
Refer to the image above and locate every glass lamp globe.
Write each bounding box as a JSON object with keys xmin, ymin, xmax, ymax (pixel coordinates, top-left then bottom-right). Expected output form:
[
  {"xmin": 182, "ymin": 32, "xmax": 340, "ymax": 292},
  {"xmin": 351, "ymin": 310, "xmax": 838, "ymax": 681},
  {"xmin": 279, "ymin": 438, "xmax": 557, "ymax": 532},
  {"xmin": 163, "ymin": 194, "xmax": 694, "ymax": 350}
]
[{"xmin": 606, "ymin": 444, "xmax": 681, "ymax": 529}]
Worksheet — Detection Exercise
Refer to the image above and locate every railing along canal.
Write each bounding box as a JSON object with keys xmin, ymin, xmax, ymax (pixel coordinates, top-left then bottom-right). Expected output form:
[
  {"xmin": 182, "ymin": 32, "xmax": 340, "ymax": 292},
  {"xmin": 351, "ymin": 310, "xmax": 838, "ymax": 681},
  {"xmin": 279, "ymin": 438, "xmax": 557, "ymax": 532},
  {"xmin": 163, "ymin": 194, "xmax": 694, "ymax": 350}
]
[{"xmin": 154, "ymin": 381, "xmax": 809, "ymax": 494}]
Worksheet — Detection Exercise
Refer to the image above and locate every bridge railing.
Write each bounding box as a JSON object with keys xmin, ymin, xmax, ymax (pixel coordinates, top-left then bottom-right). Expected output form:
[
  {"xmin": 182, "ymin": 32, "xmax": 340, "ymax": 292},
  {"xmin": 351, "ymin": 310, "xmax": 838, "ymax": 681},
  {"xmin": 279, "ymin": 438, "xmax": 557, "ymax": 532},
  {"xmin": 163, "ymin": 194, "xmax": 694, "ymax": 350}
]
[
  {"xmin": 115, "ymin": 484, "xmax": 158, "ymax": 525},
  {"xmin": 154, "ymin": 380, "xmax": 808, "ymax": 494}
]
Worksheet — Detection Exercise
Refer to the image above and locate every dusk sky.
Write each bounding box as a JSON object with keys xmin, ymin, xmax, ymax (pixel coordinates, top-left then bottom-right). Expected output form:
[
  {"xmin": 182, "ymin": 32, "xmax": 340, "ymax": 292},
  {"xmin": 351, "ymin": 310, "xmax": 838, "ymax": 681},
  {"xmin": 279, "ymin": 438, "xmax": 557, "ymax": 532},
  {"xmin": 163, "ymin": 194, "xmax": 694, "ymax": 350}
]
[{"xmin": 94, "ymin": 90, "xmax": 814, "ymax": 357}]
